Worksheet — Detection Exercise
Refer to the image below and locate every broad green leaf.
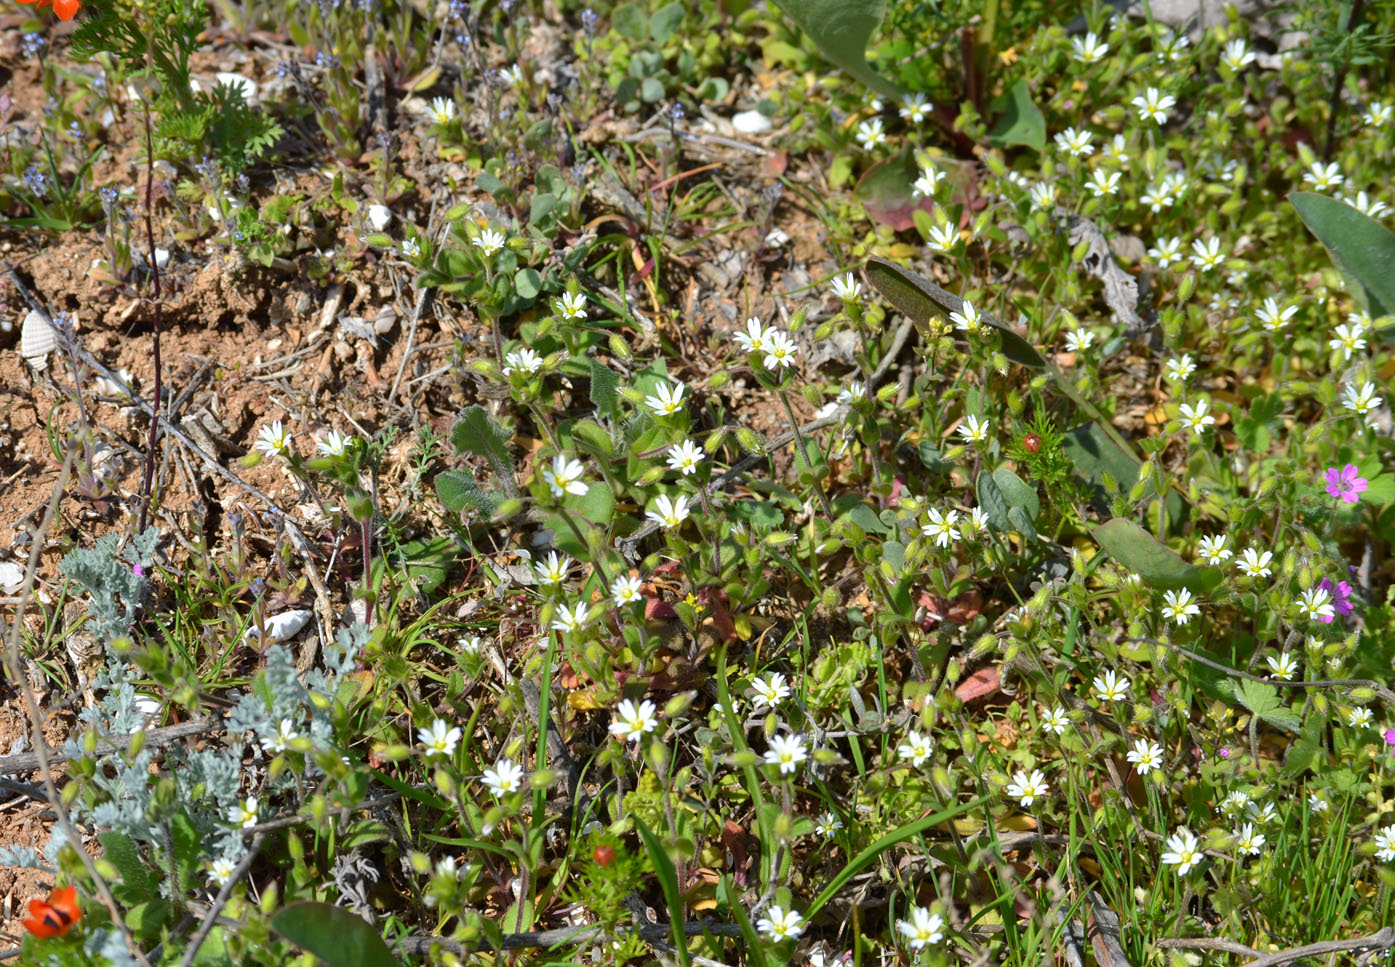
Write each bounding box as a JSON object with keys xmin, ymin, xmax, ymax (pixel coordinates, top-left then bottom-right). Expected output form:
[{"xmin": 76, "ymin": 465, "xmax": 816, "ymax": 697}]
[
  {"xmin": 612, "ymin": 1, "xmax": 647, "ymax": 39},
  {"xmin": 540, "ymin": 484, "xmax": 615, "ymax": 557},
  {"xmin": 1007, "ymin": 505, "xmax": 1039, "ymax": 541},
  {"xmin": 1091, "ymin": 517, "xmax": 1221, "ymax": 592},
  {"xmin": 987, "ymin": 77, "xmax": 1045, "ymax": 151},
  {"xmin": 435, "ymin": 470, "xmax": 501, "ymax": 516},
  {"xmin": 976, "ymin": 470, "xmax": 1011, "ymax": 530},
  {"xmin": 1237, "ymin": 679, "xmax": 1279, "ymax": 718},
  {"xmin": 854, "ymin": 148, "xmax": 932, "ymax": 230},
  {"xmin": 590, "ymin": 359, "xmax": 620, "ymax": 418},
  {"xmin": 513, "ymin": 267, "xmax": 542, "ymax": 299},
  {"xmin": 101, "ymin": 831, "xmax": 159, "ymax": 901},
  {"xmin": 270, "ymin": 902, "xmax": 399, "ymax": 967},
  {"xmin": 649, "ymin": 1, "xmax": 684, "ymax": 42},
  {"xmin": 1062, "ymin": 422, "xmax": 1184, "ymax": 527},
  {"xmin": 992, "ymin": 467, "xmax": 1039, "ymax": 521},
  {"xmin": 1283, "ymin": 713, "xmax": 1325, "ymax": 778},
  {"xmin": 450, "ymin": 405, "xmax": 515, "ymax": 477},
  {"xmin": 1291, "ymin": 191, "xmax": 1395, "ymax": 316},
  {"xmin": 769, "ymin": 0, "xmax": 901, "ymax": 98}
]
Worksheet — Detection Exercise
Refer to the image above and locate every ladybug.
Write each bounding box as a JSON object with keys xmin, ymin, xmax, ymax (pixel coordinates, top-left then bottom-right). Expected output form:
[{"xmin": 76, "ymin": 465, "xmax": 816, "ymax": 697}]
[
  {"xmin": 23, "ymin": 885, "xmax": 81, "ymax": 939},
  {"xmin": 1023, "ymin": 433, "xmax": 1041, "ymax": 453},
  {"xmin": 593, "ymin": 845, "xmax": 617, "ymax": 867}
]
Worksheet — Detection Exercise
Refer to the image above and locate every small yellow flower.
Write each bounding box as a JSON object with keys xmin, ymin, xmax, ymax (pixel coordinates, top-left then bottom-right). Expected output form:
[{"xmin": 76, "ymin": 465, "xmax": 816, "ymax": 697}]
[
  {"xmin": 683, "ymin": 592, "xmax": 700, "ymax": 610},
  {"xmin": 998, "ymin": 46, "xmax": 1019, "ymax": 66}
]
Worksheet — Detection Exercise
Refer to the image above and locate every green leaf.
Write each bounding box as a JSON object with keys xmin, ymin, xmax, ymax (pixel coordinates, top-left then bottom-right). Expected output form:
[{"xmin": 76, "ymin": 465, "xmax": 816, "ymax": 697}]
[
  {"xmin": 1361, "ymin": 473, "xmax": 1395, "ymax": 505},
  {"xmin": 540, "ymin": 484, "xmax": 615, "ymax": 556},
  {"xmin": 513, "ymin": 267, "xmax": 542, "ymax": 299},
  {"xmin": 991, "ymin": 467, "xmax": 1039, "ymax": 521},
  {"xmin": 476, "ymin": 169, "xmax": 507, "ymax": 199},
  {"xmin": 1007, "ymin": 505, "xmax": 1039, "ymax": 541},
  {"xmin": 634, "ymin": 817, "xmax": 691, "ymax": 965},
  {"xmin": 1237, "ymin": 680, "xmax": 1301, "ymax": 732},
  {"xmin": 387, "ymin": 536, "xmax": 457, "ymax": 597},
  {"xmin": 1091, "ymin": 518, "xmax": 1222, "ymax": 592},
  {"xmin": 1062, "ymin": 422, "xmax": 1184, "ymax": 526},
  {"xmin": 270, "ymin": 902, "xmax": 399, "ymax": 967},
  {"xmin": 987, "ymin": 77, "xmax": 1045, "ymax": 151},
  {"xmin": 590, "ymin": 359, "xmax": 620, "ymax": 418},
  {"xmin": 1282, "ymin": 712, "xmax": 1324, "ymax": 778},
  {"xmin": 976, "ymin": 470, "xmax": 1011, "ymax": 531},
  {"xmin": 101, "ymin": 831, "xmax": 159, "ymax": 901},
  {"xmin": 435, "ymin": 470, "xmax": 501, "ymax": 516},
  {"xmin": 450, "ymin": 406, "xmax": 515, "ymax": 477},
  {"xmin": 612, "ymin": 1, "xmax": 647, "ymax": 39},
  {"xmin": 649, "ymin": 1, "xmax": 684, "ymax": 42},
  {"xmin": 1291, "ymin": 190, "xmax": 1395, "ymax": 316},
  {"xmin": 769, "ymin": 0, "xmax": 902, "ymax": 98},
  {"xmin": 854, "ymin": 147, "xmax": 932, "ymax": 231}
]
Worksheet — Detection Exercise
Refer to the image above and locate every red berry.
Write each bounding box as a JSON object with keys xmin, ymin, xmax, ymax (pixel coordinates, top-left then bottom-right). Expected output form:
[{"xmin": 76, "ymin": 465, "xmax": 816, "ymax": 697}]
[
  {"xmin": 593, "ymin": 845, "xmax": 616, "ymax": 867},
  {"xmin": 1024, "ymin": 433, "xmax": 1041, "ymax": 453}
]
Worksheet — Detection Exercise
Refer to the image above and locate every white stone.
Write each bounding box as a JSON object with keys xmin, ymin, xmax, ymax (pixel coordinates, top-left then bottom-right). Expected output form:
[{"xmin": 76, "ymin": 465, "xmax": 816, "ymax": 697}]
[
  {"xmin": 366, "ymin": 205, "xmax": 391, "ymax": 231},
  {"xmin": 216, "ymin": 72, "xmax": 259, "ymax": 103},
  {"xmin": 732, "ymin": 109, "xmax": 772, "ymax": 134}
]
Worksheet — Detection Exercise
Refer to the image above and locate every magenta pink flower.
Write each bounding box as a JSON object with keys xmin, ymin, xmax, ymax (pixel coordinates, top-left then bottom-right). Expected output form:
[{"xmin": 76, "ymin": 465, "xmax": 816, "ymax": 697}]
[
  {"xmin": 1324, "ymin": 464, "xmax": 1367, "ymax": 504},
  {"xmin": 1315, "ymin": 578, "xmax": 1355, "ymax": 624}
]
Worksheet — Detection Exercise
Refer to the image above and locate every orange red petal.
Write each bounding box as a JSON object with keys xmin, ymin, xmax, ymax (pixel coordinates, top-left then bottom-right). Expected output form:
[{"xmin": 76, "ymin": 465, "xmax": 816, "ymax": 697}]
[{"xmin": 22, "ymin": 886, "xmax": 81, "ymax": 939}]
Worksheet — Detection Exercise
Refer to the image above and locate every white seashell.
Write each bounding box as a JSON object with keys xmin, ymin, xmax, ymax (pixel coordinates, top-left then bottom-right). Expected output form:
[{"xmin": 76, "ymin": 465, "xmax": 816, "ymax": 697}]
[
  {"xmin": 20, "ymin": 310, "xmax": 57, "ymax": 369},
  {"xmin": 732, "ymin": 109, "xmax": 773, "ymax": 134},
  {"xmin": 366, "ymin": 204, "xmax": 391, "ymax": 231},
  {"xmin": 244, "ymin": 609, "xmax": 313, "ymax": 642},
  {"xmin": 216, "ymin": 72, "xmax": 258, "ymax": 103},
  {"xmin": 0, "ymin": 561, "xmax": 25, "ymax": 594}
]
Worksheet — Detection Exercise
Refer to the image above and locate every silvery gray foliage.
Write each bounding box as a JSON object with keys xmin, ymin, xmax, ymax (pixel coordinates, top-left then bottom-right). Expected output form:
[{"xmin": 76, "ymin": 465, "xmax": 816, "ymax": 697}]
[
  {"xmin": 88, "ymin": 749, "xmax": 155, "ymax": 837},
  {"xmin": 0, "ymin": 844, "xmax": 50, "ymax": 871},
  {"xmin": 72, "ymin": 660, "xmax": 150, "ymax": 736},
  {"xmin": 58, "ymin": 528, "xmax": 158, "ymax": 644},
  {"xmin": 84, "ymin": 925, "xmax": 144, "ymax": 967}
]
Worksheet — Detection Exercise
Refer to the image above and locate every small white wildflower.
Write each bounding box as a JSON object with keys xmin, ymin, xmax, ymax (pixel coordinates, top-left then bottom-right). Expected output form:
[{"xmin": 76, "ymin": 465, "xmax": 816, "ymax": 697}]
[
  {"xmin": 611, "ymin": 574, "xmax": 644, "ymax": 607},
  {"xmin": 896, "ymin": 905, "xmax": 946, "ymax": 949},
  {"xmin": 764, "ymin": 734, "xmax": 808, "ymax": 775},
  {"xmin": 1071, "ymin": 31, "xmax": 1109, "ymax": 64},
  {"xmin": 1196, "ymin": 535, "xmax": 1231, "ymax": 565},
  {"xmin": 255, "ymin": 420, "xmax": 293, "ymax": 456},
  {"xmin": 1093, "ymin": 670, "xmax": 1130, "ymax": 702},
  {"xmin": 898, "ymin": 730, "xmax": 934, "ymax": 767},
  {"xmin": 1005, "ymin": 769, "xmax": 1050, "ymax": 807},
  {"xmin": 1126, "ymin": 738, "xmax": 1165, "ymax": 775},
  {"xmin": 609, "ymin": 699, "xmax": 659, "ymax": 743},
  {"xmin": 482, "ymin": 757, "xmax": 525, "ymax": 797},
  {"xmin": 666, "ymin": 439, "xmax": 705, "ymax": 475},
  {"xmin": 750, "ymin": 672, "xmax": 792, "ymax": 710},
  {"xmin": 1161, "ymin": 828, "xmax": 1203, "ymax": 875},
  {"xmin": 646, "ymin": 493, "xmax": 691, "ymax": 530},
  {"xmin": 418, "ymin": 719, "xmax": 461, "ymax": 758}
]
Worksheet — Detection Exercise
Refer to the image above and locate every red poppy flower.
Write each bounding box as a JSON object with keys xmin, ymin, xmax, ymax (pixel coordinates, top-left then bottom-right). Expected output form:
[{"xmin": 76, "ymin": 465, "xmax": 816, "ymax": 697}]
[
  {"xmin": 22, "ymin": 885, "xmax": 81, "ymax": 939},
  {"xmin": 16, "ymin": 0, "xmax": 81, "ymax": 20}
]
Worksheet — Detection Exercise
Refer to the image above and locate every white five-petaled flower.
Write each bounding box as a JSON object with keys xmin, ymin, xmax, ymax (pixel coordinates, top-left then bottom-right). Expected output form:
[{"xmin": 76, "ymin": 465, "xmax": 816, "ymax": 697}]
[
  {"xmin": 1005, "ymin": 769, "xmax": 1050, "ymax": 807},
  {"xmin": 458, "ymin": 635, "xmax": 483, "ymax": 656},
  {"xmin": 1342, "ymin": 381, "xmax": 1383, "ymax": 422},
  {"xmin": 1348, "ymin": 706, "xmax": 1374, "ymax": 728},
  {"xmin": 1178, "ymin": 398, "xmax": 1216, "ymax": 435},
  {"xmin": 837, "ymin": 381, "xmax": 866, "ymax": 406},
  {"xmin": 473, "ymin": 227, "xmax": 506, "ymax": 256},
  {"xmin": 1298, "ymin": 586, "xmax": 1335, "ymax": 623},
  {"xmin": 764, "ymin": 734, "xmax": 808, "ymax": 774},
  {"xmin": 922, "ymin": 508, "xmax": 961, "ymax": 548},
  {"xmin": 260, "ymin": 719, "xmax": 299, "ymax": 754},
  {"xmin": 1374, "ymin": 824, "xmax": 1395, "ymax": 861},
  {"xmin": 1126, "ymin": 738, "xmax": 1165, "ymax": 775},
  {"xmin": 666, "ymin": 439, "xmax": 705, "ymax": 475},
  {"xmin": 1041, "ymin": 706, "xmax": 1069, "ymax": 736},
  {"xmin": 1131, "ymin": 87, "xmax": 1175, "ymax": 125},
  {"xmin": 255, "ymin": 420, "xmax": 294, "ymax": 456},
  {"xmin": 755, "ymin": 905, "xmax": 805, "ymax": 941},
  {"xmin": 1071, "ymin": 30, "xmax": 1109, "ymax": 64},
  {"xmin": 1093, "ymin": 669, "xmax": 1131, "ymax": 702},
  {"xmin": 1086, "ymin": 169, "xmax": 1121, "ymax": 197},
  {"xmin": 1218, "ymin": 791, "xmax": 1251, "ymax": 818},
  {"xmin": 209, "ymin": 856, "xmax": 238, "ymax": 887},
  {"xmin": 950, "ymin": 299, "xmax": 984, "ymax": 334},
  {"xmin": 926, "ymin": 220, "xmax": 960, "ymax": 253},
  {"xmin": 609, "ymin": 698, "xmax": 659, "ymax": 743},
  {"xmin": 503, "ymin": 347, "xmax": 544, "ymax": 376},
  {"xmin": 762, "ymin": 330, "xmax": 799, "ymax": 371},
  {"xmin": 482, "ymin": 757, "xmax": 525, "ymax": 797},
  {"xmin": 1364, "ymin": 101, "xmax": 1393, "ymax": 127},
  {"xmin": 316, "ymin": 429, "xmax": 353, "ymax": 457},
  {"xmin": 913, "ymin": 164, "xmax": 943, "ymax": 199},
  {"xmin": 611, "ymin": 574, "xmax": 644, "ymax": 607},
  {"xmin": 499, "ymin": 64, "xmax": 523, "ymax": 87},
  {"xmin": 555, "ymin": 290, "xmax": 588, "ymax": 320},
  {"xmin": 1065, "ymin": 327, "xmax": 1095, "ymax": 352},
  {"xmin": 814, "ymin": 811, "xmax": 843, "ymax": 838},
  {"xmin": 429, "ymin": 96, "xmax": 456, "ymax": 125},
  {"xmin": 645, "ymin": 380, "xmax": 687, "ymax": 416},
  {"xmin": 855, "ymin": 118, "xmax": 886, "ymax": 150},
  {"xmin": 1162, "ymin": 587, "xmax": 1201, "ymax": 625},
  {"xmin": 1190, "ymin": 236, "xmax": 1226, "ymax": 271},
  {"xmin": 1054, "ymin": 126, "xmax": 1094, "ymax": 157},
  {"xmin": 646, "ymin": 493, "xmax": 691, "ymax": 530},
  {"xmin": 830, "ymin": 272, "xmax": 862, "ymax": 302},
  {"xmin": 1029, "ymin": 181, "xmax": 1058, "ymax": 209},
  {"xmin": 1342, "ymin": 191, "xmax": 1391, "ymax": 218},
  {"xmin": 1101, "ymin": 134, "xmax": 1130, "ymax": 164},
  {"xmin": 1256, "ymin": 297, "xmax": 1298, "ymax": 332},
  {"xmin": 899, "ymin": 92, "xmax": 932, "ymax": 124},
  {"xmin": 229, "ymin": 797, "xmax": 260, "ymax": 829},
  {"xmin": 897, "ymin": 905, "xmax": 946, "ymax": 949},
  {"xmin": 1265, "ymin": 652, "xmax": 1298, "ymax": 680},
  {"xmin": 1247, "ymin": 800, "xmax": 1278, "ymax": 825},
  {"xmin": 1161, "ymin": 828, "xmax": 1203, "ymax": 875},
  {"xmin": 1302, "ymin": 161, "xmax": 1344, "ymax": 192},
  {"xmin": 1196, "ymin": 535, "xmax": 1231, "ymax": 565},
  {"xmin": 733, "ymin": 316, "xmax": 770, "ymax": 354},
  {"xmin": 551, "ymin": 601, "xmax": 591, "ymax": 633},
  {"xmin": 898, "ymin": 730, "xmax": 934, "ymax": 767},
  {"xmin": 1309, "ymin": 793, "xmax": 1330, "ymax": 814},
  {"xmin": 964, "ymin": 506, "xmax": 990, "ymax": 536},
  {"xmin": 542, "ymin": 454, "xmax": 589, "ymax": 498},
  {"xmin": 751, "ymin": 672, "xmax": 792, "ymax": 710},
  {"xmin": 1236, "ymin": 547, "xmax": 1273, "ymax": 577},
  {"xmin": 1149, "ymin": 236, "xmax": 1184, "ymax": 267},
  {"xmin": 1328, "ymin": 323, "xmax": 1366, "ymax": 360},
  {"xmin": 1234, "ymin": 822, "xmax": 1265, "ymax": 856},
  {"xmin": 535, "ymin": 551, "xmax": 571, "ymax": 586},
  {"xmin": 419, "ymin": 718, "xmax": 461, "ymax": 758},
  {"xmin": 957, "ymin": 414, "xmax": 991, "ymax": 444},
  {"xmin": 1220, "ymin": 38, "xmax": 1255, "ymax": 72}
]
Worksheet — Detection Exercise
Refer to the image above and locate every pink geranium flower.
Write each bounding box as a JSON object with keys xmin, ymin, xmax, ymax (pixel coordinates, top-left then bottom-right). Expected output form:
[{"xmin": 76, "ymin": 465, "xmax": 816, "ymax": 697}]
[{"xmin": 1324, "ymin": 464, "xmax": 1367, "ymax": 504}]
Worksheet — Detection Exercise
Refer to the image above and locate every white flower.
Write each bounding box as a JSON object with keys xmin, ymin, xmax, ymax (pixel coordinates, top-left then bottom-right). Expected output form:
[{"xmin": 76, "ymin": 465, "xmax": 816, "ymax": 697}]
[
  {"xmin": 1189, "ymin": 236, "xmax": 1227, "ymax": 271},
  {"xmin": 1328, "ymin": 323, "xmax": 1366, "ymax": 360},
  {"xmin": 1302, "ymin": 161, "xmax": 1344, "ymax": 192},
  {"xmin": 762, "ymin": 330, "xmax": 799, "ymax": 371},
  {"xmin": 899, "ymin": 92, "xmax": 932, "ymax": 124},
  {"xmin": 400, "ymin": 237, "xmax": 420, "ymax": 259},
  {"xmin": 814, "ymin": 811, "xmax": 843, "ymax": 838},
  {"xmin": 499, "ymin": 64, "xmax": 523, "ymax": 87},
  {"xmin": 458, "ymin": 635, "xmax": 483, "ymax": 655},
  {"xmin": 1041, "ymin": 706, "xmax": 1069, "ymax": 736},
  {"xmin": 555, "ymin": 291, "xmax": 588, "ymax": 320},
  {"xmin": 418, "ymin": 719, "xmax": 462, "ymax": 758},
  {"xmin": 1071, "ymin": 31, "xmax": 1109, "ymax": 64},
  {"xmin": 751, "ymin": 672, "xmax": 791, "ymax": 710},
  {"xmin": 209, "ymin": 856, "xmax": 238, "ymax": 887},
  {"xmin": 1234, "ymin": 822, "xmax": 1265, "ymax": 856},
  {"xmin": 1126, "ymin": 738, "xmax": 1165, "ymax": 775},
  {"xmin": 646, "ymin": 493, "xmax": 691, "ymax": 530},
  {"xmin": 1347, "ymin": 706, "xmax": 1373, "ymax": 728},
  {"xmin": 666, "ymin": 439, "xmax": 704, "ymax": 476},
  {"xmin": 1218, "ymin": 791, "xmax": 1251, "ymax": 818},
  {"xmin": 957, "ymin": 414, "xmax": 991, "ymax": 444},
  {"xmin": 913, "ymin": 164, "xmax": 943, "ymax": 198},
  {"xmin": 756, "ymin": 905, "xmax": 805, "ymax": 941},
  {"xmin": 609, "ymin": 698, "xmax": 659, "ymax": 742},
  {"xmin": 482, "ymin": 757, "xmax": 525, "ymax": 797},
  {"xmin": 1178, "ymin": 398, "xmax": 1216, "ymax": 436},
  {"xmin": 921, "ymin": 507, "xmax": 960, "ymax": 548},
  {"xmin": 1236, "ymin": 547, "xmax": 1273, "ymax": 577},
  {"xmin": 1247, "ymin": 801, "xmax": 1277, "ymax": 825},
  {"xmin": 950, "ymin": 299, "xmax": 984, "ymax": 334},
  {"xmin": 1005, "ymin": 769, "xmax": 1049, "ymax": 807},
  {"xmin": 1141, "ymin": 182, "xmax": 1173, "ymax": 212},
  {"xmin": 535, "ymin": 551, "xmax": 572, "ymax": 586},
  {"xmin": 964, "ymin": 506, "xmax": 990, "ymax": 536},
  {"xmin": 1196, "ymin": 535, "xmax": 1231, "ymax": 565},
  {"xmin": 897, "ymin": 905, "xmax": 946, "ymax": 949},
  {"xmin": 898, "ymin": 730, "xmax": 934, "ymax": 767},
  {"xmin": 926, "ymin": 220, "xmax": 960, "ymax": 253},
  {"xmin": 1265, "ymin": 653, "xmax": 1298, "ymax": 680},
  {"xmin": 1255, "ymin": 297, "xmax": 1297, "ymax": 332},
  {"xmin": 1101, "ymin": 133, "xmax": 1130, "ymax": 164},
  {"xmin": 830, "ymin": 273, "xmax": 862, "ymax": 301},
  {"xmin": 255, "ymin": 420, "xmax": 293, "ymax": 456},
  {"xmin": 764, "ymin": 734, "xmax": 808, "ymax": 774},
  {"xmin": 1156, "ymin": 30, "xmax": 1190, "ymax": 62},
  {"xmin": 1364, "ymin": 101, "xmax": 1393, "ymax": 127},
  {"xmin": 1342, "ymin": 381, "xmax": 1383, "ymax": 421},
  {"xmin": 1309, "ymin": 793, "xmax": 1330, "ymax": 814},
  {"xmin": 542, "ymin": 454, "xmax": 588, "ymax": 497},
  {"xmin": 837, "ymin": 381, "xmax": 866, "ymax": 406},
  {"xmin": 1054, "ymin": 126, "xmax": 1094, "ymax": 157},
  {"xmin": 1373, "ymin": 824, "xmax": 1395, "ymax": 861},
  {"xmin": 1298, "ymin": 586, "xmax": 1335, "ymax": 622},
  {"xmin": 1162, "ymin": 587, "xmax": 1200, "ymax": 625},
  {"xmin": 1065, "ymin": 327, "xmax": 1095, "ymax": 352},
  {"xmin": 733, "ymin": 316, "xmax": 770, "ymax": 353},
  {"xmin": 1349, "ymin": 310, "xmax": 1373, "ymax": 331},
  {"xmin": 1342, "ymin": 191, "xmax": 1391, "ymax": 218},
  {"xmin": 855, "ymin": 118, "xmax": 886, "ymax": 150},
  {"xmin": 645, "ymin": 380, "xmax": 686, "ymax": 416},
  {"xmin": 611, "ymin": 574, "xmax": 644, "ymax": 607},
  {"xmin": 1086, "ymin": 169, "xmax": 1121, "ymax": 197},
  {"xmin": 1161, "ymin": 828, "xmax": 1202, "ymax": 875},
  {"xmin": 1149, "ymin": 236, "xmax": 1184, "ymax": 268},
  {"xmin": 1093, "ymin": 670, "xmax": 1131, "ymax": 702},
  {"xmin": 551, "ymin": 601, "xmax": 591, "ymax": 633},
  {"xmin": 1132, "ymin": 87, "xmax": 1175, "ymax": 125},
  {"xmin": 503, "ymin": 347, "xmax": 544, "ymax": 375},
  {"xmin": 429, "ymin": 96, "xmax": 456, "ymax": 125},
  {"xmin": 1029, "ymin": 181, "xmax": 1058, "ymax": 209},
  {"xmin": 473, "ymin": 227, "xmax": 506, "ymax": 256},
  {"xmin": 316, "ymin": 429, "xmax": 353, "ymax": 457},
  {"xmin": 260, "ymin": 719, "xmax": 299, "ymax": 754},
  {"xmin": 229, "ymin": 797, "xmax": 260, "ymax": 829},
  {"xmin": 1220, "ymin": 38, "xmax": 1255, "ymax": 71}
]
